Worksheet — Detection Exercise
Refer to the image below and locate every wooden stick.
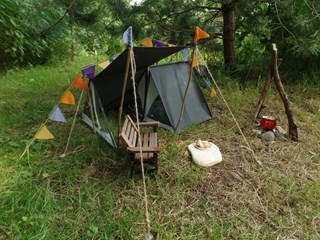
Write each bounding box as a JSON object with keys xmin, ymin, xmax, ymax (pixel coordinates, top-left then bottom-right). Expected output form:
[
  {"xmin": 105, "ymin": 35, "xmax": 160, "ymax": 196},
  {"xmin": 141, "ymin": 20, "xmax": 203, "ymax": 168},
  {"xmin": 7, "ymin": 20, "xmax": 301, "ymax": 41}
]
[
  {"xmin": 63, "ymin": 90, "xmax": 85, "ymax": 154},
  {"xmin": 254, "ymin": 66, "xmax": 272, "ymax": 120},
  {"xmin": 87, "ymin": 89, "xmax": 96, "ymax": 134},
  {"xmin": 175, "ymin": 46, "xmax": 196, "ymax": 131},
  {"xmin": 271, "ymin": 43, "xmax": 298, "ymax": 141},
  {"xmin": 117, "ymin": 47, "xmax": 131, "ymax": 147}
]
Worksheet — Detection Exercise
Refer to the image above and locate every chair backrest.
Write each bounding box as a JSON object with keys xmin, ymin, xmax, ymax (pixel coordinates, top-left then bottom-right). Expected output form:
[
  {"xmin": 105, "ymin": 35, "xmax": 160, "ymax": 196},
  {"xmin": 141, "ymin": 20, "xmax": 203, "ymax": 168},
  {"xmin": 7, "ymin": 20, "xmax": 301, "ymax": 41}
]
[{"xmin": 120, "ymin": 115, "xmax": 139, "ymax": 148}]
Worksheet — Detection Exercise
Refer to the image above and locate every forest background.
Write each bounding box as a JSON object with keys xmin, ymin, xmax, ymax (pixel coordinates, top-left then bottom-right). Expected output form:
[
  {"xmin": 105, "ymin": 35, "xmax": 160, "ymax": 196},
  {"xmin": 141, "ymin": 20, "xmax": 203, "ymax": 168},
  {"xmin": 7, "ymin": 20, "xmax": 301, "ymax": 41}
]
[{"xmin": 1, "ymin": 0, "xmax": 320, "ymax": 83}]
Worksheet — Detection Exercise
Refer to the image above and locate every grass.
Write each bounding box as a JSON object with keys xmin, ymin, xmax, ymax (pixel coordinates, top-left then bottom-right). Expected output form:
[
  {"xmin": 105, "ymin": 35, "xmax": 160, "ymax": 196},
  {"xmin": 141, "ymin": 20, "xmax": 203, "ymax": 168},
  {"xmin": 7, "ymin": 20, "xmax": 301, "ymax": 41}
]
[{"xmin": 0, "ymin": 56, "xmax": 320, "ymax": 239}]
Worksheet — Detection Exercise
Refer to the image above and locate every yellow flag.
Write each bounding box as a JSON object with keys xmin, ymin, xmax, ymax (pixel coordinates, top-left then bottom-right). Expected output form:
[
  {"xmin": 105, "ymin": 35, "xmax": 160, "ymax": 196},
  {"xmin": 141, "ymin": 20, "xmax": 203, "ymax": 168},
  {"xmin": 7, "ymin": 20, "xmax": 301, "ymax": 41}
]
[
  {"xmin": 71, "ymin": 75, "xmax": 90, "ymax": 91},
  {"xmin": 210, "ymin": 87, "xmax": 217, "ymax": 97},
  {"xmin": 35, "ymin": 124, "xmax": 54, "ymax": 140},
  {"xmin": 60, "ymin": 90, "xmax": 75, "ymax": 105},
  {"xmin": 194, "ymin": 26, "xmax": 210, "ymax": 42},
  {"xmin": 141, "ymin": 37, "xmax": 153, "ymax": 47},
  {"xmin": 191, "ymin": 55, "xmax": 198, "ymax": 68},
  {"xmin": 98, "ymin": 60, "xmax": 110, "ymax": 69}
]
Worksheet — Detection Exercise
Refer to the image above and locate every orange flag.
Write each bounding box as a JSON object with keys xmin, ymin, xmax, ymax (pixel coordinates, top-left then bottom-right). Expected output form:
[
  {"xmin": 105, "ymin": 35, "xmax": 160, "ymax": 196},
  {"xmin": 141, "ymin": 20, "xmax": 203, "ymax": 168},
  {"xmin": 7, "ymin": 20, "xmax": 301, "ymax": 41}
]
[
  {"xmin": 210, "ymin": 87, "xmax": 217, "ymax": 97},
  {"xmin": 98, "ymin": 60, "xmax": 110, "ymax": 69},
  {"xmin": 192, "ymin": 55, "xmax": 198, "ymax": 68},
  {"xmin": 141, "ymin": 37, "xmax": 153, "ymax": 47},
  {"xmin": 35, "ymin": 124, "xmax": 54, "ymax": 140},
  {"xmin": 71, "ymin": 75, "xmax": 90, "ymax": 91},
  {"xmin": 194, "ymin": 26, "xmax": 210, "ymax": 42},
  {"xmin": 60, "ymin": 90, "xmax": 75, "ymax": 105}
]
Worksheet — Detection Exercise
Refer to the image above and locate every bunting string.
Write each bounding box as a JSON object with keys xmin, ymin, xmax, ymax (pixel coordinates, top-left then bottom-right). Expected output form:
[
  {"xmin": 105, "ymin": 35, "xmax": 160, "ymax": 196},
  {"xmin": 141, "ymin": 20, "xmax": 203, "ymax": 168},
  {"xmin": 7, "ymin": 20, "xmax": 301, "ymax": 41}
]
[
  {"xmin": 19, "ymin": 70, "xmax": 89, "ymax": 160},
  {"xmin": 195, "ymin": 48, "xmax": 261, "ymax": 165}
]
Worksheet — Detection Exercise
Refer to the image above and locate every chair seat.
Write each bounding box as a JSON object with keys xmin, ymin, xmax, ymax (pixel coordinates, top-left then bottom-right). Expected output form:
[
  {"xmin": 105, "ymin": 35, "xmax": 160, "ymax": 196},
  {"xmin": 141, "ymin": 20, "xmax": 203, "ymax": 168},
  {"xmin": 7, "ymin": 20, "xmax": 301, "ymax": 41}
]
[{"xmin": 119, "ymin": 115, "xmax": 161, "ymax": 173}]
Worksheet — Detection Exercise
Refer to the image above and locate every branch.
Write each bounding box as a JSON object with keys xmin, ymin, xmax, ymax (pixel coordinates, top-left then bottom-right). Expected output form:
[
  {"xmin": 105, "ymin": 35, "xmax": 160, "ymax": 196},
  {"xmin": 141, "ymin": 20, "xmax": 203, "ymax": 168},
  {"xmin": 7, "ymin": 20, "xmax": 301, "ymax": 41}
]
[
  {"xmin": 274, "ymin": 0, "xmax": 298, "ymax": 40},
  {"xmin": 143, "ymin": 4, "xmax": 221, "ymax": 28},
  {"xmin": 39, "ymin": 0, "xmax": 77, "ymax": 35}
]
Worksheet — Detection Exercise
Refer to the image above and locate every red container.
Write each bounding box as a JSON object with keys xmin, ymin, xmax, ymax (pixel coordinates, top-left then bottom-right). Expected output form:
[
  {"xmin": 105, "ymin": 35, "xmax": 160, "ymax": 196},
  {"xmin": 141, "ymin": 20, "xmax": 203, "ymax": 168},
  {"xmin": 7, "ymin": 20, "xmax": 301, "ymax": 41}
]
[{"xmin": 260, "ymin": 116, "xmax": 276, "ymax": 130}]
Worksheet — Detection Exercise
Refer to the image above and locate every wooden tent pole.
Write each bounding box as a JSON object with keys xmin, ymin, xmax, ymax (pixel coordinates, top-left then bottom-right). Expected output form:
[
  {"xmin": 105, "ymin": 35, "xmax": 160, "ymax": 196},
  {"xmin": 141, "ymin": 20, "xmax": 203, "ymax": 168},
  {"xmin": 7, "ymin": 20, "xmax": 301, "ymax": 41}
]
[
  {"xmin": 63, "ymin": 90, "xmax": 85, "ymax": 154},
  {"xmin": 117, "ymin": 47, "xmax": 132, "ymax": 147},
  {"xmin": 87, "ymin": 89, "xmax": 96, "ymax": 134},
  {"xmin": 175, "ymin": 46, "xmax": 196, "ymax": 132}
]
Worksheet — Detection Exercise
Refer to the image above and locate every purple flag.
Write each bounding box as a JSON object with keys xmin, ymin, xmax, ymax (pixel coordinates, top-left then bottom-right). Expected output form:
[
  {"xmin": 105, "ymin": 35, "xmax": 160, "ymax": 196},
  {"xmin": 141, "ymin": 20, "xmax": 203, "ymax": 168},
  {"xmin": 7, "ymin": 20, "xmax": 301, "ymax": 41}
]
[
  {"xmin": 82, "ymin": 65, "xmax": 95, "ymax": 80},
  {"xmin": 122, "ymin": 26, "xmax": 133, "ymax": 47},
  {"xmin": 204, "ymin": 78, "xmax": 212, "ymax": 89},
  {"xmin": 181, "ymin": 49, "xmax": 189, "ymax": 61},
  {"xmin": 154, "ymin": 40, "xmax": 165, "ymax": 47},
  {"xmin": 49, "ymin": 107, "xmax": 66, "ymax": 123},
  {"xmin": 199, "ymin": 67, "xmax": 206, "ymax": 77}
]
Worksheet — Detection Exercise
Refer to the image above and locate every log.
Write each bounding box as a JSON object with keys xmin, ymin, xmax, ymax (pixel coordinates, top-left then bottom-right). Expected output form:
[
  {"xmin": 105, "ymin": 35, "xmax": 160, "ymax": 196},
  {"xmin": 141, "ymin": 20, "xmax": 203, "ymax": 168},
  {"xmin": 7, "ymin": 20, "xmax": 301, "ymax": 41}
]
[
  {"xmin": 254, "ymin": 66, "xmax": 272, "ymax": 120},
  {"xmin": 271, "ymin": 44, "xmax": 298, "ymax": 141}
]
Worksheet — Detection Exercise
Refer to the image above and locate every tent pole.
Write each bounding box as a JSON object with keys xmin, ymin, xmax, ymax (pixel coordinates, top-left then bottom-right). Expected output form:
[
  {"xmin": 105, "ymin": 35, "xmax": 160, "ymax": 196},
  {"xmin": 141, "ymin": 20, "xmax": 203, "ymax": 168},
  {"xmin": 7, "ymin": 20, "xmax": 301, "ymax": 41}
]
[
  {"xmin": 117, "ymin": 47, "xmax": 132, "ymax": 148},
  {"xmin": 175, "ymin": 46, "xmax": 196, "ymax": 132},
  {"xmin": 87, "ymin": 89, "xmax": 96, "ymax": 134}
]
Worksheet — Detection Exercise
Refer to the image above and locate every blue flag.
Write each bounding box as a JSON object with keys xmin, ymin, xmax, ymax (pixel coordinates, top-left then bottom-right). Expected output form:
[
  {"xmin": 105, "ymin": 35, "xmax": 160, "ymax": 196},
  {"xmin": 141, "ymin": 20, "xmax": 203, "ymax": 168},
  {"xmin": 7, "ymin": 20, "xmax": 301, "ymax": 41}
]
[
  {"xmin": 181, "ymin": 49, "xmax": 189, "ymax": 61},
  {"xmin": 122, "ymin": 26, "xmax": 133, "ymax": 47},
  {"xmin": 112, "ymin": 53, "xmax": 120, "ymax": 60},
  {"xmin": 49, "ymin": 106, "xmax": 66, "ymax": 123},
  {"xmin": 204, "ymin": 78, "xmax": 212, "ymax": 89}
]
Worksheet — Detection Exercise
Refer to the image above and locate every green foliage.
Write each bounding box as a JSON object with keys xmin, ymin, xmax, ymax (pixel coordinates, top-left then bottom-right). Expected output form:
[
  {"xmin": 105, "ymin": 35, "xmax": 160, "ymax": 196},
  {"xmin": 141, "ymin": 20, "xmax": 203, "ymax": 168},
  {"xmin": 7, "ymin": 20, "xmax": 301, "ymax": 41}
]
[{"xmin": 269, "ymin": 0, "xmax": 320, "ymax": 81}]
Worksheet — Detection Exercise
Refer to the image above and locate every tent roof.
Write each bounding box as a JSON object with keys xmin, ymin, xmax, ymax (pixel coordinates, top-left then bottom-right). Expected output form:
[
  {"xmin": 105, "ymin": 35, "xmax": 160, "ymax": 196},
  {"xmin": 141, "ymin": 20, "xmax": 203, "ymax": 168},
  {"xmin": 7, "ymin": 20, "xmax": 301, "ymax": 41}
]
[
  {"xmin": 93, "ymin": 46, "xmax": 186, "ymax": 110},
  {"xmin": 146, "ymin": 61, "xmax": 213, "ymax": 132}
]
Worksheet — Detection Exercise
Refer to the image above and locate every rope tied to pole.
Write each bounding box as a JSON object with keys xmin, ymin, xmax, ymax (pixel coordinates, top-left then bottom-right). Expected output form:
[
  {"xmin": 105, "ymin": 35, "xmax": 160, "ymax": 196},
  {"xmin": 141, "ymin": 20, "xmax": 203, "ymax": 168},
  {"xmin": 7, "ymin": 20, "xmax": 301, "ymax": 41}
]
[
  {"xmin": 129, "ymin": 48, "xmax": 152, "ymax": 234},
  {"xmin": 196, "ymin": 48, "xmax": 262, "ymax": 165}
]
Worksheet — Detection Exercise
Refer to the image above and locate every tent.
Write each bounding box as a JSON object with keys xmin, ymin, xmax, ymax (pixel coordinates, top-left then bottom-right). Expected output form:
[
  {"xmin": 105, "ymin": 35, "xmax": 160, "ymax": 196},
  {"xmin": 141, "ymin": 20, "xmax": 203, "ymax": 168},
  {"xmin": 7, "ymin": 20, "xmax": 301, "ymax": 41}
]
[
  {"xmin": 139, "ymin": 61, "xmax": 212, "ymax": 132},
  {"xmin": 82, "ymin": 47, "xmax": 213, "ymax": 148}
]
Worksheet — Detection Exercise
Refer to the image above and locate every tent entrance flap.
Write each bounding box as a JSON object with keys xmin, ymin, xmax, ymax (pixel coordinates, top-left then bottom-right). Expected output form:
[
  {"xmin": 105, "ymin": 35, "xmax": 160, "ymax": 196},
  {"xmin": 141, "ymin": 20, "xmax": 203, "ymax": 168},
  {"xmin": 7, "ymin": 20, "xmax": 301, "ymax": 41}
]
[{"xmin": 82, "ymin": 83, "xmax": 116, "ymax": 148}]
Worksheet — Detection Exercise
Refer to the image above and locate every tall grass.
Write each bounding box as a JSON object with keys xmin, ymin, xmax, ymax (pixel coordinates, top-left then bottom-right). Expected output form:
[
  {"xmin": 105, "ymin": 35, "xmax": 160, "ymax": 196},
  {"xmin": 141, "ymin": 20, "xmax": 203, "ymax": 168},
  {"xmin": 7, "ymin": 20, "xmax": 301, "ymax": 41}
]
[{"xmin": 0, "ymin": 56, "xmax": 319, "ymax": 239}]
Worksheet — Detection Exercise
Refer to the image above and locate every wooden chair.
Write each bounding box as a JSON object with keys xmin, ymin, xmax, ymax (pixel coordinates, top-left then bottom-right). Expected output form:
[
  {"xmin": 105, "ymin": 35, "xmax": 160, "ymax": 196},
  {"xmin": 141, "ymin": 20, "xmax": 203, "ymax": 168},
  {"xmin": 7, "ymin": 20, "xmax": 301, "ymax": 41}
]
[{"xmin": 119, "ymin": 115, "xmax": 161, "ymax": 173}]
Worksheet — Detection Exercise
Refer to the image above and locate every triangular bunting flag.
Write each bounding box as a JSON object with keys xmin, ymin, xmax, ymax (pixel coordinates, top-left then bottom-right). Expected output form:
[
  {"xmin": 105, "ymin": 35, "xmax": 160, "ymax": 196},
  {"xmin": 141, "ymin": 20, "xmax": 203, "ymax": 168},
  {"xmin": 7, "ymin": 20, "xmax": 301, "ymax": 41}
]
[
  {"xmin": 112, "ymin": 53, "xmax": 120, "ymax": 60},
  {"xmin": 35, "ymin": 124, "xmax": 54, "ymax": 140},
  {"xmin": 154, "ymin": 39, "xmax": 165, "ymax": 47},
  {"xmin": 72, "ymin": 74, "xmax": 90, "ymax": 91},
  {"xmin": 49, "ymin": 106, "xmax": 66, "ymax": 123},
  {"xmin": 194, "ymin": 26, "xmax": 210, "ymax": 42},
  {"xmin": 60, "ymin": 90, "xmax": 75, "ymax": 105},
  {"xmin": 210, "ymin": 87, "xmax": 217, "ymax": 97},
  {"xmin": 181, "ymin": 49, "xmax": 189, "ymax": 61},
  {"xmin": 122, "ymin": 26, "xmax": 133, "ymax": 47},
  {"xmin": 82, "ymin": 65, "xmax": 95, "ymax": 80},
  {"xmin": 204, "ymin": 79, "xmax": 212, "ymax": 88},
  {"xmin": 192, "ymin": 55, "xmax": 198, "ymax": 68},
  {"xmin": 98, "ymin": 60, "xmax": 110, "ymax": 69},
  {"xmin": 199, "ymin": 67, "xmax": 206, "ymax": 77},
  {"xmin": 141, "ymin": 37, "xmax": 153, "ymax": 47}
]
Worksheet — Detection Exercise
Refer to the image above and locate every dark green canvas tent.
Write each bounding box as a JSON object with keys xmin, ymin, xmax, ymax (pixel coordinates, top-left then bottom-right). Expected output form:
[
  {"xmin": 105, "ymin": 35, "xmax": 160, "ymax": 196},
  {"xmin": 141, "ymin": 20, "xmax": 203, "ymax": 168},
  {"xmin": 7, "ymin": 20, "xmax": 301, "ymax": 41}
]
[
  {"xmin": 139, "ymin": 61, "xmax": 212, "ymax": 132},
  {"xmin": 82, "ymin": 47, "xmax": 213, "ymax": 147}
]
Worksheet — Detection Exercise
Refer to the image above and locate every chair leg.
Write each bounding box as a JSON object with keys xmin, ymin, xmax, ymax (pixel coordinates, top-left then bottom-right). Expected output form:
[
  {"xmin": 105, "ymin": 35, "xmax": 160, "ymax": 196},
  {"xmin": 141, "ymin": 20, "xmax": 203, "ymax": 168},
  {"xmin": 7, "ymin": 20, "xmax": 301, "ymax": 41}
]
[
  {"xmin": 130, "ymin": 156, "xmax": 135, "ymax": 174},
  {"xmin": 154, "ymin": 154, "xmax": 158, "ymax": 173}
]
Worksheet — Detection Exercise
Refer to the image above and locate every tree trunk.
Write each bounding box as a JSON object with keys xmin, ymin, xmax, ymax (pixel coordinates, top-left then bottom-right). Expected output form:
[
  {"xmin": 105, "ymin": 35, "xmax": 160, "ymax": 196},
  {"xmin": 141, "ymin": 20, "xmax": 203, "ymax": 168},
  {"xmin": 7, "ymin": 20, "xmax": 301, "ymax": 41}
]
[{"xmin": 222, "ymin": 1, "xmax": 236, "ymax": 71}]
